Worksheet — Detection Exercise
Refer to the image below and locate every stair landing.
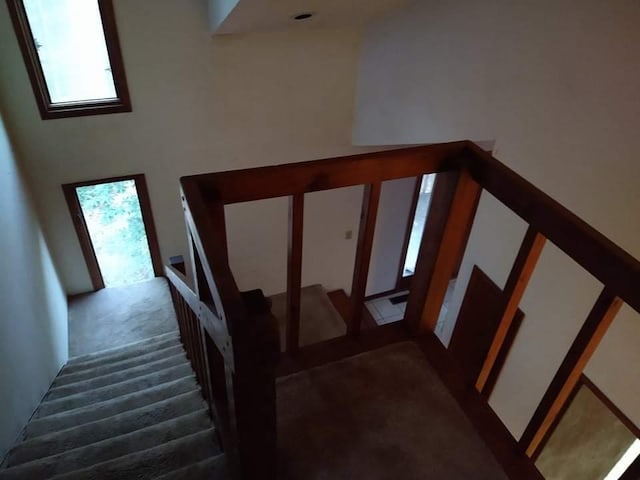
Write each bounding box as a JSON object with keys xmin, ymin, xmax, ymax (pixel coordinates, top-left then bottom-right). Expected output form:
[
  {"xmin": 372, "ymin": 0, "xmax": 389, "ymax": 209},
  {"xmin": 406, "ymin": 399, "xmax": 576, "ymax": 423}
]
[{"xmin": 277, "ymin": 342, "xmax": 509, "ymax": 480}]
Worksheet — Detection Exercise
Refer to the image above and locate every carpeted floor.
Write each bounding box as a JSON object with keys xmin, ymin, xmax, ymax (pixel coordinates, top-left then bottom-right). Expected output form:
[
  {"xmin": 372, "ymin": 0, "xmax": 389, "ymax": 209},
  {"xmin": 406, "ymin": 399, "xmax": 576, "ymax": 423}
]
[
  {"xmin": 276, "ymin": 342, "xmax": 509, "ymax": 480},
  {"xmin": 269, "ymin": 284, "xmax": 346, "ymax": 351},
  {"xmin": 68, "ymin": 278, "xmax": 178, "ymax": 357}
]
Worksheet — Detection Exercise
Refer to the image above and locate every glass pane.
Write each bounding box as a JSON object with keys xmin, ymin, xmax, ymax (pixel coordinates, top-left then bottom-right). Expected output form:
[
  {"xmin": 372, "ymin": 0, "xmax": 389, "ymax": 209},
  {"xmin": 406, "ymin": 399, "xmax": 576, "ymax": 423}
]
[
  {"xmin": 403, "ymin": 173, "xmax": 436, "ymax": 277},
  {"xmin": 23, "ymin": 0, "xmax": 117, "ymax": 103},
  {"xmin": 76, "ymin": 180, "xmax": 155, "ymax": 288}
]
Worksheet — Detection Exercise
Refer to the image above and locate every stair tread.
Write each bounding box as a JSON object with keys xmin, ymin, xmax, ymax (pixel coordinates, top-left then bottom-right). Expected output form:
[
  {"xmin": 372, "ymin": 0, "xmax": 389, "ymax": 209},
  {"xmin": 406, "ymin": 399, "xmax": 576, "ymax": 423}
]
[
  {"xmin": 0, "ymin": 412, "xmax": 214, "ymax": 480},
  {"xmin": 154, "ymin": 455, "xmax": 229, "ymax": 480},
  {"xmin": 47, "ymin": 428, "xmax": 218, "ymax": 480},
  {"xmin": 63, "ymin": 332, "xmax": 181, "ymax": 373},
  {"xmin": 54, "ymin": 344, "xmax": 185, "ymax": 387},
  {"xmin": 26, "ymin": 376, "xmax": 198, "ymax": 438},
  {"xmin": 8, "ymin": 390, "xmax": 206, "ymax": 466},
  {"xmin": 37, "ymin": 364, "xmax": 193, "ymax": 417},
  {"xmin": 47, "ymin": 352, "xmax": 188, "ymax": 400}
]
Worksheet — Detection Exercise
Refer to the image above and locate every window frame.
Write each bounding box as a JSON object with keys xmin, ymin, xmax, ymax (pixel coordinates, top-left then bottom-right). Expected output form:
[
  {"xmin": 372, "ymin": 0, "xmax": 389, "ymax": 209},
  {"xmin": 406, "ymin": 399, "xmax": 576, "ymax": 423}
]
[{"xmin": 6, "ymin": 0, "xmax": 132, "ymax": 120}]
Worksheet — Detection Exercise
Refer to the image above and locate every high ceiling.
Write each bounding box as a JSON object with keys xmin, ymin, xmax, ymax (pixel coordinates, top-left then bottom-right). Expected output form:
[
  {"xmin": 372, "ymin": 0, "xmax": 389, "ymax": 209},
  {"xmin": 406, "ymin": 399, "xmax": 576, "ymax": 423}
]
[{"xmin": 213, "ymin": 0, "xmax": 408, "ymax": 35}]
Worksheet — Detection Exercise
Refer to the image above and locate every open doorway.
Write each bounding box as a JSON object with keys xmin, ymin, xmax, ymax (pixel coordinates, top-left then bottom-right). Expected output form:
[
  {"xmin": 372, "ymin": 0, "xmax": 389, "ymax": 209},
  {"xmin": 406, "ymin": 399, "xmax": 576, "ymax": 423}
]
[{"xmin": 63, "ymin": 174, "xmax": 162, "ymax": 290}]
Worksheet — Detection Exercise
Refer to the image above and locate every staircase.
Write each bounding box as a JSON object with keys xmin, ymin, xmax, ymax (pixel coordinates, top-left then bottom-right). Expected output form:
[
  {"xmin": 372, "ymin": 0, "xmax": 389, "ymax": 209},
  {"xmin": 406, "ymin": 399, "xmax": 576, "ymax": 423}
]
[{"xmin": 0, "ymin": 332, "xmax": 229, "ymax": 480}]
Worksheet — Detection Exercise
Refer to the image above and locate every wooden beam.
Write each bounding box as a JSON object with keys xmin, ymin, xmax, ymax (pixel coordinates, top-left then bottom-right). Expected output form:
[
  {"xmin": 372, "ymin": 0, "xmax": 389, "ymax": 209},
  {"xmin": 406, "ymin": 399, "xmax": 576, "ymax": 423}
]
[
  {"xmin": 286, "ymin": 194, "xmax": 304, "ymax": 352},
  {"xmin": 349, "ymin": 183, "xmax": 382, "ymax": 337},
  {"xmin": 519, "ymin": 288, "xmax": 623, "ymax": 457},
  {"xmin": 476, "ymin": 226, "xmax": 546, "ymax": 393},
  {"xmin": 465, "ymin": 142, "xmax": 640, "ymax": 315},
  {"xmin": 407, "ymin": 169, "xmax": 482, "ymax": 334},
  {"xmin": 184, "ymin": 143, "xmax": 467, "ymax": 204}
]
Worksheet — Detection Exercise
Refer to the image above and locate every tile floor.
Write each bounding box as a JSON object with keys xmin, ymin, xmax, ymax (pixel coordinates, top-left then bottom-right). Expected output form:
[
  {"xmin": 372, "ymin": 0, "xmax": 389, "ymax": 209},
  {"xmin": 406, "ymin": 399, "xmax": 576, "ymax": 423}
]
[{"xmin": 365, "ymin": 280, "xmax": 457, "ymax": 333}]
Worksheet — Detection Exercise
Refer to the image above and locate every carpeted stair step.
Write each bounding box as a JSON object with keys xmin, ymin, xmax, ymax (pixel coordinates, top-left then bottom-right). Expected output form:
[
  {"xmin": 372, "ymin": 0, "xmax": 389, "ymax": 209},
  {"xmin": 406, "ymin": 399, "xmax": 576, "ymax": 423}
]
[
  {"xmin": 26, "ymin": 376, "xmax": 198, "ymax": 438},
  {"xmin": 36, "ymin": 364, "xmax": 193, "ymax": 417},
  {"xmin": 62, "ymin": 332, "xmax": 181, "ymax": 374},
  {"xmin": 47, "ymin": 353, "xmax": 188, "ymax": 400},
  {"xmin": 155, "ymin": 455, "xmax": 230, "ymax": 480},
  {"xmin": 7, "ymin": 390, "xmax": 206, "ymax": 466},
  {"xmin": 53, "ymin": 344, "xmax": 185, "ymax": 387},
  {"xmin": 0, "ymin": 411, "xmax": 214, "ymax": 480},
  {"xmin": 47, "ymin": 428, "xmax": 219, "ymax": 480}
]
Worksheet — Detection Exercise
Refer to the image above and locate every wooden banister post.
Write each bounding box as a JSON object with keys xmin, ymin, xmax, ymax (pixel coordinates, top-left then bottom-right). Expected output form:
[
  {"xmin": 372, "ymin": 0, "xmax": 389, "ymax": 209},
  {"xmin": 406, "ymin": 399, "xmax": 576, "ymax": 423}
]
[
  {"xmin": 519, "ymin": 288, "xmax": 623, "ymax": 458},
  {"xmin": 349, "ymin": 182, "xmax": 381, "ymax": 337},
  {"xmin": 286, "ymin": 194, "xmax": 304, "ymax": 352},
  {"xmin": 476, "ymin": 226, "xmax": 546, "ymax": 395},
  {"xmin": 406, "ymin": 169, "xmax": 482, "ymax": 334}
]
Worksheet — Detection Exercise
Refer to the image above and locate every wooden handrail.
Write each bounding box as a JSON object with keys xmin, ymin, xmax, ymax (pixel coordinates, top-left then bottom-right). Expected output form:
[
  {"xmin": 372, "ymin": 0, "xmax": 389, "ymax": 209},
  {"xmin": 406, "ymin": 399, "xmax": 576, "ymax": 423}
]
[
  {"xmin": 464, "ymin": 142, "xmax": 640, "ymax": 314},
  {"xmin": 174, "ymin": 140, "xmax": 640, "ymax": 479},
  {"xmin": 183, "ymin": 143, "xmax": 467, "ymax": 204}
]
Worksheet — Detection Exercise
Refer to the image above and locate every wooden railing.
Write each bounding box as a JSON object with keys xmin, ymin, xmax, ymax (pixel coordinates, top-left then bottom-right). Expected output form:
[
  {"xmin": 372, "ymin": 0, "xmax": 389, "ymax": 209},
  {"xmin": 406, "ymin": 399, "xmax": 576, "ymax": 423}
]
[{"xmin": 165, "ymin": 140, "xmax": 640, "ymax": 479}]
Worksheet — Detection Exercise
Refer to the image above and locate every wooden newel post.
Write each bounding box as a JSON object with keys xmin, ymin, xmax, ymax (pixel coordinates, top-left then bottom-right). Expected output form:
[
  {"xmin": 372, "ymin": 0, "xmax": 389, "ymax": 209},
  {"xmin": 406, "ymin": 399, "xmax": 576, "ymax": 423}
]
[{"xmin": 229, "ymin": 291, "xmax": 280, "ymax": 480}]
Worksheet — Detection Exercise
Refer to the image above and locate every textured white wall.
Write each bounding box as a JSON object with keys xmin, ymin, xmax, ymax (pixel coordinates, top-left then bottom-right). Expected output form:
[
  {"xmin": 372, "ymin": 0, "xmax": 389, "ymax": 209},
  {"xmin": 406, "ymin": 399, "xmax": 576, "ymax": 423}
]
[
  {"xmin": 0, "ymin": 0, "xmax": 372, "ymax": 296},
  {"xmin": 0, "ymin": 111, "xmax": 68, "ymax": 461},
  {"xmin": 354, "ymin": 0, "xmax": 640, "ymax": 437}
]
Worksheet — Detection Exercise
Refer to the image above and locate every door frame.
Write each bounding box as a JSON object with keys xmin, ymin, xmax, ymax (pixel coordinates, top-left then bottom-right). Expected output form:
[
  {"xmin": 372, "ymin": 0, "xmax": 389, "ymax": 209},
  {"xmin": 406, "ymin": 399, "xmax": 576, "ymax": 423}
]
[
  {"xmin": 395, "ymin": 172, "xmax": 478, "ymax": 291},
  {"xmin": 62, "ymin": 173, "xmax": 163, "ymax": 290}
]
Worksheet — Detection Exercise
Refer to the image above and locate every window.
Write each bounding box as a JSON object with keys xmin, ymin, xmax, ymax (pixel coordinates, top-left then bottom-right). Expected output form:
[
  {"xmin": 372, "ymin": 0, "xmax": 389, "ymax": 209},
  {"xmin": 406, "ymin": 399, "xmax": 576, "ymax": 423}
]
[{"xmin": 7, "ymin": 0, "xmax": 131, "ymax": 119}]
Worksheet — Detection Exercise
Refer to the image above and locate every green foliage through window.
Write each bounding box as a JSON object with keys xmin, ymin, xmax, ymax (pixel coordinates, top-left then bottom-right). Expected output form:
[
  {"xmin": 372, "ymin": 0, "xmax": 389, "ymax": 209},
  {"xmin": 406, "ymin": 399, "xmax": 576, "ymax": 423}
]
[{"xmin": 76, "ymin": 180, "xmax": 154, "ymax": 287}]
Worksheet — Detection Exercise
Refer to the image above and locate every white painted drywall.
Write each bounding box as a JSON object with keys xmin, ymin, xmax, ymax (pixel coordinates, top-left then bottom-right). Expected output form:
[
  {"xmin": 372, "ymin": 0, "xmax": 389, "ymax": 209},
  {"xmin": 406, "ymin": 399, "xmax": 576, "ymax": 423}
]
[
  {"xmin": 0, "ymin": 0, "xmax": 374, "ymax": 297},
  {"xmin": 354, "ymin": 0, "xmax": 640, "ymax": 437},
  {"xmin": 366, "ymin": 177, "xmax": 417, "ymax": 296},
  {"xmin": 0, "ymin": 110, "xmax": 68, "ymax": 461}
]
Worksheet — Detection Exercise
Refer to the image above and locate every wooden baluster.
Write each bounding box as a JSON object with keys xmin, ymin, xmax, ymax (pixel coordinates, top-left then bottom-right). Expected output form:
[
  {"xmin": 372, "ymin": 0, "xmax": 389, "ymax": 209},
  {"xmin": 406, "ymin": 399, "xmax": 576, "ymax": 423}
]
[
  {"xmin": 349, "ymin": 182, "xmax": 381, "ymax": 337},
  {"xmin": 406, "ymin": 169, "xmax": 482, "ymax": 334},
  {"xmin": 519, "ymin": 288, "xmax": 623, "ymax": 458},
  {"xmin": 476, "ymin": 226, "xmax": 546, "ymax": 395},
  {"xmin": 286, "ymin": 193, "xmax": 304, "ymax": 352}
]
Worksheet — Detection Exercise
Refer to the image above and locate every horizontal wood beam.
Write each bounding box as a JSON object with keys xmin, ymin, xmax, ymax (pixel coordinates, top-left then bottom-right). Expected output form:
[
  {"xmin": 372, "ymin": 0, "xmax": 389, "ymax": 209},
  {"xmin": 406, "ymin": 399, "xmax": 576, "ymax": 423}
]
[
  {"xmin": 184, "ymin": 143, "xmax": 467, "ymax": 204},
  {"xmin": 465, "ymin": 142, "xmax": 640, "ymax": 315},
  {"xmin": 519, "ymin": 288, "xmax": 623, "ymax": 458},
  {"xmin": 476, "ymin": 226, "xmax": 546, "ymax": 394},
  {"xmin": 349, "ymin": 183, "xmax": 382, "ymax": 337}
]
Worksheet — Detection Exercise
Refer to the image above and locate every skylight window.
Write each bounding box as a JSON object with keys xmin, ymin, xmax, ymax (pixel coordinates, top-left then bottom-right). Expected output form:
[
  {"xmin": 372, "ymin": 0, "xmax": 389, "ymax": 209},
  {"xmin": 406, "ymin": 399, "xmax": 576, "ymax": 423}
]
[{"xmin": 7, "ymin": 0, "xmax": 131, "ymax": 119}]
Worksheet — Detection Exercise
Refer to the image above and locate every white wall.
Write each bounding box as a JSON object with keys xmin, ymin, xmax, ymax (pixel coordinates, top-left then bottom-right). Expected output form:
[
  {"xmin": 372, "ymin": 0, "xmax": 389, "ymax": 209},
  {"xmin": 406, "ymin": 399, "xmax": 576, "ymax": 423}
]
[
  {"xmin": 0, "ymin": 110, "xmax": 68, "ymax": 461},
  {"xmin": 354, "ymin": 0, "xmax": 640, "ymax": 438},
  {"xmin": 0, "ymin": 0, "xmax": 372, "ymax": 296},
  {"xmin": 367, "ymin": 177, "xmax": 416, "ymax": 296}
]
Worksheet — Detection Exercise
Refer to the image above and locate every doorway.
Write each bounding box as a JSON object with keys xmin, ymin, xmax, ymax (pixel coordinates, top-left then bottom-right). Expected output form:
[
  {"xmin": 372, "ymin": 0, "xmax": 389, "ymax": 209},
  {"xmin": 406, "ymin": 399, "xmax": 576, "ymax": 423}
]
[{"xmin": 63, "ymin": 174, "xmax": 162, "ymax": 290}]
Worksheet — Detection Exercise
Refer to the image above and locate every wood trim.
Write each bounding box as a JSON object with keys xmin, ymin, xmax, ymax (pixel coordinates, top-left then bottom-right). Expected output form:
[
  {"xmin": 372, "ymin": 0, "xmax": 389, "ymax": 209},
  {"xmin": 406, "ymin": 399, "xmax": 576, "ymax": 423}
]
[
  {"xmin": 6, "ymin": 0, "xmax": 132, "ymax": 120},
  {"xmin": 620, "ymin": 455, "xmax": 640, "ymax": 480},
  {"xmin": 476, "ymin": 226, "xmax": 546, "ymax": 393},
  {"xmin": 185, "ymin": 143, "xmax": 467, "ymax": 205},
  {"xmin": 62, "ymin": 184, "xmax": 104, "ymax": 290},
  {"xmin": 519, "ymin": 288, "xmax": 623, "ymax": 457},
  {"xmin": 532, "ymin": 374, "xmax": 640, "ymax": 463},
  {"xmin": 62, "ymin": 174, "xmax": 162, "ymax": 289},
  {"xmin": 448, "ymin": 265, "xmax": 525, "ymax": 397},
  {"xmin": 465, "ymin": 142, "xmax": 640, "ymax": 315},
  {"xmin": 277, "ymin": 321, "xmax": 410, "ymax": 377},
  {"xmin": 405, "ymin": 171, "xmax": 459, "ymax": 333},
  {"xmin": 132, "ymin": 175, "xmax": 163, "ymax": 277},
  {"xmin": 396, "ymin": 176, "xmax": 421, "ymax": 290},
  {"xmin": 581, "ymin": 375, "xmax": 640, "ymax": 439},
  {"xmin": 415, "ymin": 333, "xmax": 545, "ymax": 480},
  {"xmin": 349, "ymin": 182, "xmax": 382, "ymax": 337},
  {"xmin": 407, "ymin": 168, "xmax": 482, "ymax": 334},
  {"xmin": 285, "ymin": 194, "xmax": 304, "ymax": 352}
]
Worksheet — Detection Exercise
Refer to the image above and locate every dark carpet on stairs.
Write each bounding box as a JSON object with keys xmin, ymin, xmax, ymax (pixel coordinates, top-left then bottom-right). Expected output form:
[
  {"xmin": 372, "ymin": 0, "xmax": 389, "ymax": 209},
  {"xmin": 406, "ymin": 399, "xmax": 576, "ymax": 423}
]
[
  {"xmin": 0, "ymin": 332, "xmax": 228, "ymax": 480},
  {"xmin": 276, "ymin": 341, "xmax": 509, "ymax": 480}
]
